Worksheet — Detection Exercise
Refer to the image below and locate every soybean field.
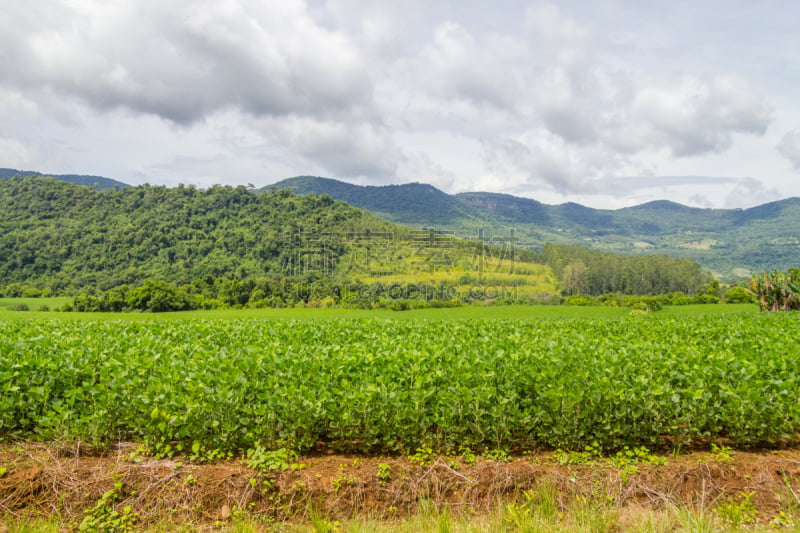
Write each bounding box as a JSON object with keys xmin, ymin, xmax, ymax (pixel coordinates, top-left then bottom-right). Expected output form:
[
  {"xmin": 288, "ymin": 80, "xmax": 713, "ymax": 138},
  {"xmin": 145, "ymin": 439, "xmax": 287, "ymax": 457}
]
[{"xmin": 2, "ymin": 310, "xmax": 798, "ymax": 457}]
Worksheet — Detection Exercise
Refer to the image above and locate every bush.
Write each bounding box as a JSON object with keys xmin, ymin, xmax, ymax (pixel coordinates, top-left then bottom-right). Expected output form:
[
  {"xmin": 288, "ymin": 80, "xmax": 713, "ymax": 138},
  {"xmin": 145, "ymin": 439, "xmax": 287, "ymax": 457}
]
[
  {"xmin": 8, "ymin": 303, "xmax": 29, "ymax": 311},
  {"xmin": 564, "ymin": 296, "xmax": 593, "ymax": 306},
  {"xmin": 724, "ymin": 286, "xmax": 757, "ymax": 304}
]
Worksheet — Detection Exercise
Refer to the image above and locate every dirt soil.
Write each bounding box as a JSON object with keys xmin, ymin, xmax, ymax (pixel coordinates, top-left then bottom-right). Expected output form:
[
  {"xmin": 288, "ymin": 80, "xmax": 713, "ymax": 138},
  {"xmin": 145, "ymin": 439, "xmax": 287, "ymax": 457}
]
[{"xmin": 1, "ymin": 442, "xmax": 800, "ymax": 529}]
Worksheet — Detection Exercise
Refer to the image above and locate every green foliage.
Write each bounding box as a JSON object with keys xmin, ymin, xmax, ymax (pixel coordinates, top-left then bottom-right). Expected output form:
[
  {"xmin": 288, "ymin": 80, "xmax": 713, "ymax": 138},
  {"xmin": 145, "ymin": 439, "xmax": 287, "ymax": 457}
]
[
  {"xmin": 484, "ymin": 446, "xmax": 511, "ymax": 462},
  {"xmin": 554, "ymin": 444, "xmax": 603, "ymax": 466},
  {"xmin": 376, "ymin": 462, "xmax": 392, "ymax": 483},
  {"xmin": 78, "ymin": 482, "xmax": 138, "ymax": 532},
  {"xmin": 409, "ymin": 447, "xmax": 436, "ymax": 467},
  {"xmin": 543, "ymin": 243, "xmax": 710, "ymax": 296},
  {"xmin": 715, "ymin": 490, "xmax": 758, "ymax": 527},
  {"xmin": 709, "ymin": 443, "xmax": 735, "ymax": 464},
  {"xmin": 751, "ymin": 268, "xmax": 800, "ymax": 311},
  {"xmin": 246, "ymin": 445, "xmax": 299, "ymax": 472},
  {"xmin": 723, "ymin": 285, "xmax": 756, "ymax": 304},
  {"xmin": 609, "ymin": 446, "xmax": 666, "ymax": 468},
  {"xmin": 2, "ymin": 314, "xmax": 800, "ymax": 455},
  {"xmin": 0, "ymin": 177, "xmax": 392, "ymax": 292},
  {"xmin": 273, "ymin": 176, "xmax": 800, "ymax": 280}
]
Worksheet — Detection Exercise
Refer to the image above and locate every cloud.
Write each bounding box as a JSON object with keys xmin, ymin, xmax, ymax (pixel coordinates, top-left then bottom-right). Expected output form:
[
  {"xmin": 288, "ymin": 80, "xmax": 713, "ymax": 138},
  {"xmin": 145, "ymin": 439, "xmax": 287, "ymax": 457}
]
[
  {"xmin": 0, "ymin": 0, "xmax": 373, "ymax": 124},
  {"xmin": 524, "ymin": 1, "xmax": 590, "ymax": 67},
  {"xmin": 254, "ymin": 115, "xmax": 403, "ymax": 180},
  {"xmin": 0, "ymin": 0, "xmax": 794, "ymax": 207},
  {"xmin": 482, "ymin": 130, "xmax": 626, "ymax": 194},
  {"xmin": 416, "ymin": 22, "xmax": 522, "ymax": 111},
  {"xmin": 0, "ymin": 137, "xmax": 36, "ymax": 168},
  {"xmin": 623, "ymin": 74, "xmax": 772, "ymax": 156},
  {"xmin": 322, "ymin": 0, "xmax": 421, "ymax": 56},
  {"xmin": 777, "ymin": 130, "xmax": 800, "ymax": 169},
  {"xmin": 723, "ymin": 177, "xmax": 781, "ymax": 208}
]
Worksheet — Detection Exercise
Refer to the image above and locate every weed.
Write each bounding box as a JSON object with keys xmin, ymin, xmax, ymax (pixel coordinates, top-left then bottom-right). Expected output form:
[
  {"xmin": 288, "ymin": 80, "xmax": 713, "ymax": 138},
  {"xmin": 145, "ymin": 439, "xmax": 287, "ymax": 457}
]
[
  {"xmin": 710, "ymin": 443, "xmax": 735, "ymax": 464},
  {"xmin": 554, "ymin": 443, "xmax": 602, "ymax": 465},
  {"xmin": 331, "ymin": 466, "xmax": 355, "ymax": 491},
  {"xmin": 715, "ymin": 490, "xmax": 757, "ymax": 527},
  {"xmin": 246, "ymin": 445, "xmax": 299, "ymax": 472},
  {"xmin": 376, "ymin": 462, "xmax": 392, "ymax": 484},
  {"xmin": 459, "ymin": 446, "xmax": 477, "ymax": 466},
  {"xmin": 78, "ymin": 482, "xmax": 139, "ymax": 532},
  {"xmin": 484, "ymin": 446, "xmax": 510, "ymax": 463},
  {"xmin": 409, "ymin": 446, "xmax": 435, "ymax": 467}
]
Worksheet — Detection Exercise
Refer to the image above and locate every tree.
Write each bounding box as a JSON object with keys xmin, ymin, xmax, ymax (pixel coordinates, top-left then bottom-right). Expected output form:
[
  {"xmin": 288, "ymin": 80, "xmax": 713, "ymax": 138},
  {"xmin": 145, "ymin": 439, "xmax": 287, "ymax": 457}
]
[{"xmin": 561, "ymin": 261, "xmax": 587, "ymax": 296}]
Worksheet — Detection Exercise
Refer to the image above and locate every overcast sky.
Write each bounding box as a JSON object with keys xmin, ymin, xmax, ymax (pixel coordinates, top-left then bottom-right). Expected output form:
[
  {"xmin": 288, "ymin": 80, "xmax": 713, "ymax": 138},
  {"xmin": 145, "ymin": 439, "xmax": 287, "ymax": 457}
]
[{"xmin": 2, "ymin": 0, "xmax": 799, "ymax": 209}]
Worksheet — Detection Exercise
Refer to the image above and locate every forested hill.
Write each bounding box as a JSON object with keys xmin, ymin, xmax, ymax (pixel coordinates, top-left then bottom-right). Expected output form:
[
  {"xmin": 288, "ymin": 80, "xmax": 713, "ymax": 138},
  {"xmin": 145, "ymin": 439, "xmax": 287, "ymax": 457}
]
[
  {"xmin": 0, "ymin": 167, "xmax": 131, "ymax": 190},
  {"xmin": 0, "ymin": 177, "xmax": 396, "ymax": 291},
  {"xmin": 271, "ymin": 176, "xmax": 800, "ymax": 280},
  {"xmin": 266, "ymin": 176, "xmax": 479, "ymax": 225}
]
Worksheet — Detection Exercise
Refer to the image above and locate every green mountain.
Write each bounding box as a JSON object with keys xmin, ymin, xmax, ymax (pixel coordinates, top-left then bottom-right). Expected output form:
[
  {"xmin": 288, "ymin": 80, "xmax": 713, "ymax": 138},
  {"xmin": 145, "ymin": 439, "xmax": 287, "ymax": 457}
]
[
  {"xmin": 0, "ymin": 177, "xmax": 564, "ymax": 301},
  {"xmin": 266, "ymin": 176, "xmax": 480, "ymax": 226},
  {"xmin": 0, "ymin": 167, "xmax": 130, "ymax": 190},
  {"xmin": 0, "ymin": 177, "xmax": 396, "ymax": 291},
  {"xmin": 271, "ymin": 176, "xmax": 800, "ymax": 280},
  {"xmin": 2, "ymin": 177, "xmax": 714, "ymax": 304}
]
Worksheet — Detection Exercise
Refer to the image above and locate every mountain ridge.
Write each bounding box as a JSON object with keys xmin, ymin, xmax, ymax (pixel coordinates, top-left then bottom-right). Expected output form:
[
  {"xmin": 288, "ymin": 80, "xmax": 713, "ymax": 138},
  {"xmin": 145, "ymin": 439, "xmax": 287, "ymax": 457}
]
[
  {"xmin": 270, "ymin": 176, "xmax": 800, "ymax": 280},
  {"xmin": 1, "ymin": 167, "xmax": 131, "ymax": 190},
  {"xmin": 3, "ymin": 169, "xmax": 796, "ymax": 280}
]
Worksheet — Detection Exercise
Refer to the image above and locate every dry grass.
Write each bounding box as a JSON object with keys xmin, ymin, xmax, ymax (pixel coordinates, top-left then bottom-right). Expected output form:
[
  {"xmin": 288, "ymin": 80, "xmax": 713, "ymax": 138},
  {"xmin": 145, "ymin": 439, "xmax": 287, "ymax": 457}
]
[{"xmin": 1, "ymin": 442, "xmax": 800, "ymax": 531}]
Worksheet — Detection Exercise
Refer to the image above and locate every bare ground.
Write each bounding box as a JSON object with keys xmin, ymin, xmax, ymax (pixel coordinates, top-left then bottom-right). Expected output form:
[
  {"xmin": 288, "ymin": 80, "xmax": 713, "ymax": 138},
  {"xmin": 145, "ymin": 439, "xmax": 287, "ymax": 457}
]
[{"xmin": 1, "ymin": 442, "xmax": 800, "ymax": 530}]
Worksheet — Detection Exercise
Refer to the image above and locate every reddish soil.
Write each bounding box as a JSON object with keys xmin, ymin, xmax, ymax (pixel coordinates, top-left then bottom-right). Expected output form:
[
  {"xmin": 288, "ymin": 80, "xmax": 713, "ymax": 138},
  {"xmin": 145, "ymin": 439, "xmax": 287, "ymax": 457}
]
[{"xmin": 1, "ymin": 442, "xmax": 799, "ymax": 529}]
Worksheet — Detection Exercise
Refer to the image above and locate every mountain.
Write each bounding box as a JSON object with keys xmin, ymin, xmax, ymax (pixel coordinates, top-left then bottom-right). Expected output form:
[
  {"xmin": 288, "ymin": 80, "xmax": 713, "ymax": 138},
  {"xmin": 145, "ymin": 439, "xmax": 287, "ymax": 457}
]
[
  {"xmin": 1, "ymin": 177, "xmax": 718, "ymax": 302},
  {"xmin": 0, "ymin": 177, "xmax": 396, "ymax": 291},
  {"xmin": 270, "ymin": 176, "xmax": 800, "ymax": 280},
  {"xmin": 267, "ymin": 176, "xmax": 480, "ymax": 226},
  {"xmin": 0, "ymin": 167, "xmax": 131, "ymax": 190},
  {"xmin": 0, "ymin": 177, "xmax": 565, "ymax": 299}
]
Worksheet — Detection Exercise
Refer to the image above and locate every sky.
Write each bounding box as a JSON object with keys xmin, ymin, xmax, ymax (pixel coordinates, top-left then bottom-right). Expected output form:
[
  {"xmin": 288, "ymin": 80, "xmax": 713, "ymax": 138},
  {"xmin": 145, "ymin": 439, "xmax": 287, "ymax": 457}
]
[{"xmin": 1, "ymin": 0, "xmax": 799, "ymax": 209}]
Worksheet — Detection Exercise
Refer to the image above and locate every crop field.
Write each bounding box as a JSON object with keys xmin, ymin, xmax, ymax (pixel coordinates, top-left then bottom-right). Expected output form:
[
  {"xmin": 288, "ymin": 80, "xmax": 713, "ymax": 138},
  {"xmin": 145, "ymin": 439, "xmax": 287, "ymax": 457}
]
[
  {"xmin": 1, "ymin": 307, "xmax": 796, "ymax": 459},
  {"xmin": 0, "ymin": 298, "xmax": 758, "ymax": 321}
]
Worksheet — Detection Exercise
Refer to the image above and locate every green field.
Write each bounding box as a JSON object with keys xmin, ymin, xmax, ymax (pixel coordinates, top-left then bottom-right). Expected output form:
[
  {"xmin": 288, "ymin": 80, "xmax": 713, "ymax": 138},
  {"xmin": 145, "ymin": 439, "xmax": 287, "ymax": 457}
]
[
  {"xmin": 0, "ymin": 298, "xmax": 758, "ymax": 321},
  {"xmin": 1, "ymin": 305, "xmax": 794, "ymax": 459}
]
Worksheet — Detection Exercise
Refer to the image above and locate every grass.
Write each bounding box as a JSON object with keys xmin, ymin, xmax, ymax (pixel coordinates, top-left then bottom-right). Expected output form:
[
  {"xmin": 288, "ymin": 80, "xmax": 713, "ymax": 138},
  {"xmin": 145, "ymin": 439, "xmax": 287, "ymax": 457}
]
[
  {"xmin": 0, "ymin": 298, "xmax": 758, "ymax": 322},
  {"xmin": 4, "ymin": 497, "xmax": 799, "ymax": 532}
]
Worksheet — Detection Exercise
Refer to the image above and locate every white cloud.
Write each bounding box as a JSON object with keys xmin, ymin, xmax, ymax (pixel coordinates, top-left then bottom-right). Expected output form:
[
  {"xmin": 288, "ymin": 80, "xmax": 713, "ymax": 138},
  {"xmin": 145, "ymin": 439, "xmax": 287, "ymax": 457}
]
[
  {"xmin": 0, "ymin": 137, "xmax": 36, "ymax": 168},
  {"xmin": 416, "ymin": 22, "xmax": 522, "ymax": 111},
  {"xmin": 0, "ymin": 0, "xmax": 373, "ymax": 124},
  {"xmin": 619, "ymin": 74, "xmax": 772, "ymax": 156},
  {"xmin": 482, "ymin": 130, "xmax": 628, "ymax": 194},
  {"xmin": 523, "ymin": 1, "xmax": 590, "ymax": 67},
  {"xmin": 254, "ymin": 115, "xmax": 403, "ymax": 180},
  {"xmin": 322, "ymin": 0, "xmax": 422, "ymax": 57},
  {"xmin": 777, "ymin": 130, "xmax": 800, "ymax": 169},
  {"xmin": 723, "ymin": 177, "xmax": 781, "ymax": 208},
  {"xmin": 0, "ymin": 0, "xmax": 798, "ymax": 207}
]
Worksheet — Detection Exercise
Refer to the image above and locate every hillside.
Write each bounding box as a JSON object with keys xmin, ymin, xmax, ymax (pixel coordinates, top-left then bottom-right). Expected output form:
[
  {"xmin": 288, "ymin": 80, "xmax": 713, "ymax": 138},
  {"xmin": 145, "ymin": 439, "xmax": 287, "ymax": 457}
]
[
  {"xmin": 0, "ymin": 177, "xmax": 395, "ymax": 291},
  {"xmin": 271, "ymin": 176, "xmax": 800, "ymax": 280},
  {"xmin": 267, "ymin": 176, "xmax": 481, "ymax": 226},
  {"xmin": 0, "ymin": 167, "xmax": 131, "ymax": 190},
  {"xmin": 0, "ymin": 178, "xmax": 560, "ymax": 300}
]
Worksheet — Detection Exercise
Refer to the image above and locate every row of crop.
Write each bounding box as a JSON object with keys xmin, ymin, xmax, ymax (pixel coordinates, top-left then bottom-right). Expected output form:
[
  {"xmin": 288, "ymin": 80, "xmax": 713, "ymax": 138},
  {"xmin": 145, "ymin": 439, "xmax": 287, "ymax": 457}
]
[{"xmin": 2, "ymin": 314, "xmax": 799, "ymax": 455}]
